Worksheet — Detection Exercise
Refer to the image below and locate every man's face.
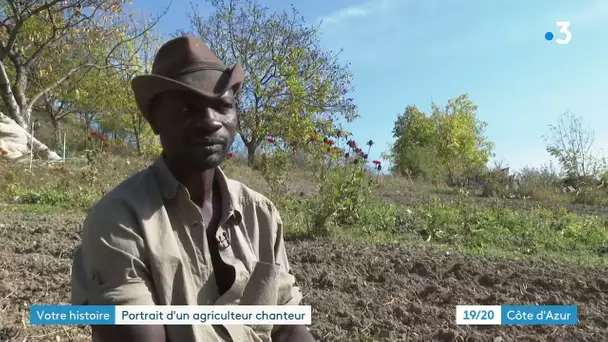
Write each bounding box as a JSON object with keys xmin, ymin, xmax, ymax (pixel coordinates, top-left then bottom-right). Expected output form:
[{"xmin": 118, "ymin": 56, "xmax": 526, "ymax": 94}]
[{"xmin": 150, "ymin": 88, "xmax": 238, "ymax": 172}]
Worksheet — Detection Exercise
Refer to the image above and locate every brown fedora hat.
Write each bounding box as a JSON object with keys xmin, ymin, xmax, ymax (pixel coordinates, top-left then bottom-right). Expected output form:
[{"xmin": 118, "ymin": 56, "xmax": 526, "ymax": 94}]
[{"xmin": 131, "ymin": 35, "xmax": 244, "ymax": 120}]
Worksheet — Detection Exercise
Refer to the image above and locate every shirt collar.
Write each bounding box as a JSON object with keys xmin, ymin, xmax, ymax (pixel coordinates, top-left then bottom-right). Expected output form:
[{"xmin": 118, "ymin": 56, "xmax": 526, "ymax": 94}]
[{"xmin": 152, "ymin": 156, "xmax": 243, "ymax": 225}]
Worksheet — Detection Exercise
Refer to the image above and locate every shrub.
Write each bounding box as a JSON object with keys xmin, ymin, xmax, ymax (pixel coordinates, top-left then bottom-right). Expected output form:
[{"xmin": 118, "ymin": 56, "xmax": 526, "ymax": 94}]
[
  {"xmin": 304, "ymin": 138, "xmax": 381, "ymax": 236},
  {"xmin": 259, "ymin": 147, "xmax": 293, "ymax": 203},
  {"xmin": 571, "ymin": 187, "xmax": 608, "ymax": 206},
  {"xmin": 519, "ymin": 164, "xmax": 559, "ymax": 188},
  {"xmin": 257, "ymin": 135, "xmax": 384, "ymax": 237},
  {"xmin": 399, "ymin": 146, "xmax": 446, "ymax": 185}
]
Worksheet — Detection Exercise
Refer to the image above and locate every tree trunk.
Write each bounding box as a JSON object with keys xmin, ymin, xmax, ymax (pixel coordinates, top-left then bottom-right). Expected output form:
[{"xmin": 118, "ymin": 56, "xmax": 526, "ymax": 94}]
[
  {"xmin": 50, "ymin": 116, "xmax": 62, "ymax": 150},
  {"xmin": 0, "ymin": 61, "xmax": 26, "ymax": 128},
  {"xmin": 135, "ymin": 133, "xmax": 142, "ymax": 156},
  {"xmin": 19, "ymin": 106, "xmax": 32, "ymax": 131},
  {"xmin": 246, "ymin": 141, "xmax": 257, "ymax": 166}
]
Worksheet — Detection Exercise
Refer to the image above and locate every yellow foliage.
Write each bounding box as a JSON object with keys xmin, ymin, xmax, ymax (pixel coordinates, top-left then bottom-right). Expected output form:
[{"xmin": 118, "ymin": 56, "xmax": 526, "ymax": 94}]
[{"xmin": 140, "ymin": 138, "xmax": 163, "ymax": 157}]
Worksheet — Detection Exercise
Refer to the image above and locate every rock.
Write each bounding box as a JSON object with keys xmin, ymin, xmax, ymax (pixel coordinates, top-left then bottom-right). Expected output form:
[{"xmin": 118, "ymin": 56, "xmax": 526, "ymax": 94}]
[{"xmin": 0, "ymin": 111, "xmax": 61, "ymax": 162}]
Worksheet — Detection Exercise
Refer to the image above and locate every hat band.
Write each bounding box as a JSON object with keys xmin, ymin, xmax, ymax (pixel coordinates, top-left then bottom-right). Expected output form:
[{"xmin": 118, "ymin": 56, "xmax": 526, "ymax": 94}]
[
  {"xmin": 157, "ymin": 61, "xmax": 228, "ymax": 79},
  {"xmin": 168, "ymin": 67, "xmax": 234, "ymax": 94}
]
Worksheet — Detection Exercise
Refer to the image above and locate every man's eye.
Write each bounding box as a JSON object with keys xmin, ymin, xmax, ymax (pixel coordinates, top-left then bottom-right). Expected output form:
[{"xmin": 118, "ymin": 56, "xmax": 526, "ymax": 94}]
[
  {"xmin": 218, "ymin": 102, "xmax": 234, "ymax": 112},
  {"xmin": 218, "ymin": 106, "xmax": 230, "ymax": 113},
  {"xmin": 179, "ymin": 103, "xmax": 232, "ymax": 114}
]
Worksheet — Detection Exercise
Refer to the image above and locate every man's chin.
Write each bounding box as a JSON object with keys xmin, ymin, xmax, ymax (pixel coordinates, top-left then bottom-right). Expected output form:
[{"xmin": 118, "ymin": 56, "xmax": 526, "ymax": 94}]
[{"xmin": 184, "ymin": 153, "xmax": 225, "ymax": 171}]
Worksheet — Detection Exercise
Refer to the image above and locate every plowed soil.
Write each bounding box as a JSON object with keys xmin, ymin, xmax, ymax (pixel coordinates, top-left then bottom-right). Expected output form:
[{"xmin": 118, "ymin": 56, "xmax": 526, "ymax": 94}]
[{"xmin": 1, "ymin": 212, "xmax": 607, "ymax": 341}]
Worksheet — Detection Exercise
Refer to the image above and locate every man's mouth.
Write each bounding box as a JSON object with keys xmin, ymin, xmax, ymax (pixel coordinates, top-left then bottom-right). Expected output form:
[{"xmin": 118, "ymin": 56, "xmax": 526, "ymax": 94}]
[
  {"xmin": 190, "ymin": 141, "xmax": 222, "ymax": 147},
  {"xmin": 187, "ymin": 141, "xmax": 224, "ymax": 154},
  {"xmin": 187, "ymin": 137, "xmax": 225, "ymax": 146}
]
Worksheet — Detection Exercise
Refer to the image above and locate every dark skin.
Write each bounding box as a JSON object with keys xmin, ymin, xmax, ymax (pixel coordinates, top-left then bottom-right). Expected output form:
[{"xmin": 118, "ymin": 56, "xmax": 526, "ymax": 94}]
[{"xmin": 92, "ymin": 73, "xmax": 315, "ymax": 342}]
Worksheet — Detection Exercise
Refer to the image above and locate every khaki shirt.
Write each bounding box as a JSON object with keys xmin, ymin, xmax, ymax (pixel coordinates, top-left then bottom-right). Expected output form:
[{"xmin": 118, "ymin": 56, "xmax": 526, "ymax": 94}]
[{"xmin": 71, "ymin": 157, "xmax": 303, "ymax": 342}]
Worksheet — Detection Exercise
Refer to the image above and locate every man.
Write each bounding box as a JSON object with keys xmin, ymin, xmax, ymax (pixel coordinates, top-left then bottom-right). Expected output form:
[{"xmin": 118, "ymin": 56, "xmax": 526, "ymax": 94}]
[{"xmin": 70, "ymin": 35, "xmax": 316, "ymax": 342}]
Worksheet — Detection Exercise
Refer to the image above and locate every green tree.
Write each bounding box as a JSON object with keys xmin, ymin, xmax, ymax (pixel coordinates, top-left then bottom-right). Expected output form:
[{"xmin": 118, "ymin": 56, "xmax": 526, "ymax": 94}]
[
  {"xmin": 389, "ymin": 105, "xmax": 440, "ymax": 180},
  {"xmin": 434, "ymin": 94, "xmax": 494, "ymax": 180},
  {"xmin": 98, "ymin": 33, "xmax": 162, "ymax": 156},
  {"xmin": 0, "ymin": 0, "xmax": 164, "ymax": 158},
  {"xmin": 180, "ymin": 0, "xmax": 357, "ymax": 165},
  {"xmin": 389, "ymin": 94, "xmax": 494, "ymax": 183}
]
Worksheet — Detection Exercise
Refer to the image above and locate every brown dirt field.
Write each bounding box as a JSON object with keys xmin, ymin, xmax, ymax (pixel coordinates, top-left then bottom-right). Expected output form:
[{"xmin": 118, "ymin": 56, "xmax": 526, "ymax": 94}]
[{"xmin": 1, "ymin": 212, "xmax": 607, "ymax": 342}]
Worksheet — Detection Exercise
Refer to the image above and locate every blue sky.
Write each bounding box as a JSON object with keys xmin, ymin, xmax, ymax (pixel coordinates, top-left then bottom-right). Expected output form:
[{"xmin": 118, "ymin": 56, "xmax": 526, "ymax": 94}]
[{"xmin": 131, "ymin": 0, "xmax": 608, "ymax": 172}]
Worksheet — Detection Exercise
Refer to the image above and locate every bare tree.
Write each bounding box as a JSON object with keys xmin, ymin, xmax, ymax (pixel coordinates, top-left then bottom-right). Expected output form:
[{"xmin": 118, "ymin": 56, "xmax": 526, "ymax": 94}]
[{"xmin": 544, "ymin": 111, "xmax": 606, "ymax": 179}]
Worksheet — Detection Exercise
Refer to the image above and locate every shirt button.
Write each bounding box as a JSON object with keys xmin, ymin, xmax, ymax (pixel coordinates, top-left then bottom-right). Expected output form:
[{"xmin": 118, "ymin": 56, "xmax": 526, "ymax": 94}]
[{"xmin": 216, "ymin": 228, "xmax": 230, "ymax": 249}]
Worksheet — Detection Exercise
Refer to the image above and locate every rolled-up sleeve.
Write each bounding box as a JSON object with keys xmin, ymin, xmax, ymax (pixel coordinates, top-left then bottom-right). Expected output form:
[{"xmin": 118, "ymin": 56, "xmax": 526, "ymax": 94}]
[{"xmin": 75, "ymin": 201, "xmax": 156, "ymax": 306}]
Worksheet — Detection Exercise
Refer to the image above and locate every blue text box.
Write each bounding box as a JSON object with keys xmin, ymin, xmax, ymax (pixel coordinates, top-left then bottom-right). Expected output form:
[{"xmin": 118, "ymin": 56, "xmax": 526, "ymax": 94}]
[
  {"xmin": 501, "ymin": 305, "xmax": 577, "ymax": 325},
  {"xmin": 30, "ymin": 305, "xmax": 116, "ymax": 325}
]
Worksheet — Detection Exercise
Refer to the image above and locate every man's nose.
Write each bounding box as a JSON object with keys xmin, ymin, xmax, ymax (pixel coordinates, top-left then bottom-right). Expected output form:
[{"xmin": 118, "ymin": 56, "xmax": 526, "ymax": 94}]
[{"xmin": 194, "ymin": 107, "xmax": 223, "ymax": 131}]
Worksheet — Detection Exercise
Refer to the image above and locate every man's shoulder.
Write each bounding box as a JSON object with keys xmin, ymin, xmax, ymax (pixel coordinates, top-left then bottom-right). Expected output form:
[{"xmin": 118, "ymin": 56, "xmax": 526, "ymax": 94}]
[
  {"xmin": 85, "ymin": 166, "xmax": 159, "ymax": 227},
  {"xmin": 225, "ymin": 178, "xmax": 279, "ymax": 215}
]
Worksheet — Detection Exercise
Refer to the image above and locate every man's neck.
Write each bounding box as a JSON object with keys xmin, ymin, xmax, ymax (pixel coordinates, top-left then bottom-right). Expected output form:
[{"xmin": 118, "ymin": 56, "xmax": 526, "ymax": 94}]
[
  {"xmin": 182, "ymin": 170, "xmax": 215, "ymax": 207},
  {"xmin": 164, "ymin": 156, "xmax": 216, "ymax": 207}
]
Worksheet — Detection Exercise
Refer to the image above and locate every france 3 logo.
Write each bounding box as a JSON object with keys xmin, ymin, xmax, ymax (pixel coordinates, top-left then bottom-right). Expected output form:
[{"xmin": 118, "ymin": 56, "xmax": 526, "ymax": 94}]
[{"xmin": 545, "ymin": 22, "xmax": 571, "ymax": 44}]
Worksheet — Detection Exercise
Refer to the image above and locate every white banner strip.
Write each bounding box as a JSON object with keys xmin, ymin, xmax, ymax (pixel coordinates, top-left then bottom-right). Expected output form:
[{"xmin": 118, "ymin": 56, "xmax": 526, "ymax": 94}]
[
  {"xmin": 115, "ymin": 305, "xmax": 312, "ymax": 325},
  {"xmin": 456, "ymin": 305, "xmax": 501, "ymax": 325}
]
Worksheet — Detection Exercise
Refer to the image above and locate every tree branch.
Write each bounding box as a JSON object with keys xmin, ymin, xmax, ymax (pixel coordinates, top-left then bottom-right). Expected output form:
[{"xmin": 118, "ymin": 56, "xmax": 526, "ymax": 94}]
[
  {"xmin": 0, "ymin": 58, "xmax": 23, "ymax": 125},
  {"xmin": 0, "ymin": 21, "xmax": 24, "ymax": 62},
  {"xmin": 104, "ymin": 4, "xmax": 169, "ymax": 67},
  {"xmin": 27, "ymin": 64, "xmax": 98, "ymax": 111}
]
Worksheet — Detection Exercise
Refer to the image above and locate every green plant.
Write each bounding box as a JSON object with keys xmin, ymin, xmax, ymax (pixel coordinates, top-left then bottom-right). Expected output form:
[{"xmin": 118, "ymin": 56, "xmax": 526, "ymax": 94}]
[
  {"xmin": 5, "ymin": 184, "xmax": 98, "ymax": 210},
  {"xmin": 259, "ymin": 145, "xmax": 293, "ymax": 203},
  {"xmin": 388, "ymin": 95, "xmax": 494, "ymax": 183},
  {"xmin": 357, "ymin": 199, "xmax": 406, "ymax": 234},
  {"xmin": 391, "ymin": 198, "xmax": 608, "ymax": 261},
  {"xmin": 303, "ymin": 137, "xmax": 379, "ymax": 236},
  {"xmin": 572, "ymin": 187, "xmax": 608, "ymax": 206}
]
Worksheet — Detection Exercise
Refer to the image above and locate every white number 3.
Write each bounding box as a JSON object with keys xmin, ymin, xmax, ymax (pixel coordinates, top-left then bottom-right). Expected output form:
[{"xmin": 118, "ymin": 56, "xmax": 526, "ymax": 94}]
[{"xmin": 555, "ymin": 21, "xmax": 571, "ymax": 45}]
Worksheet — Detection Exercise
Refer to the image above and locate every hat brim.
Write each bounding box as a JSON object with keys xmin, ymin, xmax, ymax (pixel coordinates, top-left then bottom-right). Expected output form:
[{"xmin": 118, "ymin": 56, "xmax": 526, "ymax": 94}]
[{"xmin": 131, "ymin": 63, "xmax": 244, "ymax": 121}]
